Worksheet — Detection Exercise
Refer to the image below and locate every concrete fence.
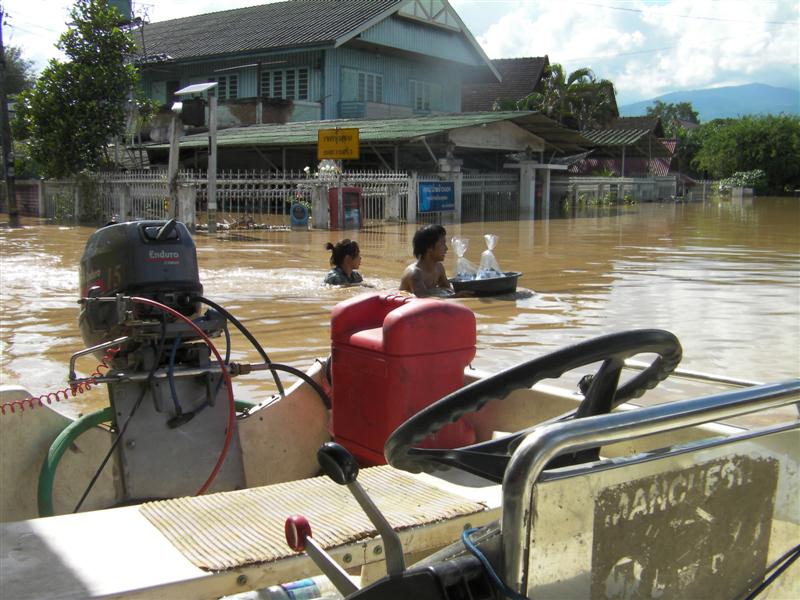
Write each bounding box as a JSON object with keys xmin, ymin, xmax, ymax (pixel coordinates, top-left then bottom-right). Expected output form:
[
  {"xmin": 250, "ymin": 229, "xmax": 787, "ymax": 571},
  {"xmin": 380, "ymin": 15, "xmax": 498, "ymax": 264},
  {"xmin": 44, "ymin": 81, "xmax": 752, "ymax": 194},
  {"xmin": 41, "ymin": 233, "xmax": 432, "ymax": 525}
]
[{"xmin": 551, "ymin": 175, "xmax": 678, "ymax": 204}]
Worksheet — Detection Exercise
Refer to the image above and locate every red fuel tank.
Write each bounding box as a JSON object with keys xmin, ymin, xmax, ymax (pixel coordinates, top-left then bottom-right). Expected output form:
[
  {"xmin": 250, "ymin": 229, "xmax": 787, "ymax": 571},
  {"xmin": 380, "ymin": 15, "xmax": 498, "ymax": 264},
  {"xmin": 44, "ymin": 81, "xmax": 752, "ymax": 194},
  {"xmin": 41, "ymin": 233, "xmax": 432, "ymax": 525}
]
[{"xmin": 330, "ymin": 293, "xmax": 477, "ymax": 465}]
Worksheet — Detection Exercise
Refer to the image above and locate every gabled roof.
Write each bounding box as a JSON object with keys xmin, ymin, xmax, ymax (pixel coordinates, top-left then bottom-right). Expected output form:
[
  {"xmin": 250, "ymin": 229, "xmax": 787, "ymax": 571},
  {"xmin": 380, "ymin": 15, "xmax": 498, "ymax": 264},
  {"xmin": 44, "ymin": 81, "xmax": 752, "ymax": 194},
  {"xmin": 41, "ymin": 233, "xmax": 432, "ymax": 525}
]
[
  {"xmin": 568, "ymin": 156, "xmax": 674, "ymax": 177},
  {"xmin": 135, "ymin": 0, "xmax": 405, "ymax": 62},
  {"xmin": 579, "ymin": 128, "xmax": 673, "ymax": 159},
  {"xmin": 461, "ymin": 57, "xmax": 549, "ymax": 111},
  {"xmin": 581, "ymin": 129, "xmax": 653, "ymax": 146},
  {"xmin": 608, "ymin": 116, "xmax": 665, "ymax": 137}
]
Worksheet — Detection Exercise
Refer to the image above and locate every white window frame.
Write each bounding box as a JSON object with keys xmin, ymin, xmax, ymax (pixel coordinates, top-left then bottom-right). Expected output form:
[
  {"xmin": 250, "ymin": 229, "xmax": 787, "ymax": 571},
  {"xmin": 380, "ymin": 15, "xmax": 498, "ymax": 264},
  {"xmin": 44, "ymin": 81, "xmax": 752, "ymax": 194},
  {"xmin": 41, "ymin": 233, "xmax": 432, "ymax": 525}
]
[
  {"xmin": 261, "ymin": 67, "xmax": 310, "ymax": 100},
  {"xmin": 411, "ymin": 79, "xmax": 430, "ymax": 111},
  {"xmin": 207, "ymin": 74, "xmax": 238, "ymax": 100}
]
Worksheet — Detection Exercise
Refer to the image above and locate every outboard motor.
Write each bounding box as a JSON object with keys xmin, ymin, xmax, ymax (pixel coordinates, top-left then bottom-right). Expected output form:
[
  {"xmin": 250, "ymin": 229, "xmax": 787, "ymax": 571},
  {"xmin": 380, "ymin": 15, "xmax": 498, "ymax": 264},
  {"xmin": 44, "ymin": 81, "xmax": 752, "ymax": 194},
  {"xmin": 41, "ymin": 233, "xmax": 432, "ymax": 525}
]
[
  {"xmin": 74, "ymin": 220, "xmax": 245, "ymax": 506},
  {"xmin": 79, "ymin": 219, "xmax": 204, "ymax": 354}
]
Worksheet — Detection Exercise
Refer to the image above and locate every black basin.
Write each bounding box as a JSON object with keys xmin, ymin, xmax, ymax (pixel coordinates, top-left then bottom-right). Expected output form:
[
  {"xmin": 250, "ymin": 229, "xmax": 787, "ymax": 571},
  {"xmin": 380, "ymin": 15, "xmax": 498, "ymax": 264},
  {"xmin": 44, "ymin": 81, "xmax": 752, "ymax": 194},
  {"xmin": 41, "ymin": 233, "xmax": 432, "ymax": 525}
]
[{"xmin": 449, "ymin": 271, "xmax": 522, "ymax": 296}]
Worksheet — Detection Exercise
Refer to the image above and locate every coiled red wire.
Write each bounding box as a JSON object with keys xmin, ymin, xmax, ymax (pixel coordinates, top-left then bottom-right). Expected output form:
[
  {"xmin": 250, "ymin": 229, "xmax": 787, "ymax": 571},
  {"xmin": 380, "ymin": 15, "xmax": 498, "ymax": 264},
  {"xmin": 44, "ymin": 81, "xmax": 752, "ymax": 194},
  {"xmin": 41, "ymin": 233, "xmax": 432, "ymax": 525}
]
[{"xmin": 0, "ymin": 346, "xmax": 121, "ymax": 416}]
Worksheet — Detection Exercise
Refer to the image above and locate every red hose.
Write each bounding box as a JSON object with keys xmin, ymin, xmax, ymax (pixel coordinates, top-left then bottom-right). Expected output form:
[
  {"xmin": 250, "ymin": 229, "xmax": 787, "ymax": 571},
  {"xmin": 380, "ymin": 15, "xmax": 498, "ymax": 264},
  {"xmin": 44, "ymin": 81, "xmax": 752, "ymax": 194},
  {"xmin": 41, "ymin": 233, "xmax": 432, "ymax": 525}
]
[
  {"xmin": 0, "ymin": 347, "xmax": 120, "ymax": 416},
  {"xmin": 131, "ymin": 296, "xmax": 235, "ymax": 496}
]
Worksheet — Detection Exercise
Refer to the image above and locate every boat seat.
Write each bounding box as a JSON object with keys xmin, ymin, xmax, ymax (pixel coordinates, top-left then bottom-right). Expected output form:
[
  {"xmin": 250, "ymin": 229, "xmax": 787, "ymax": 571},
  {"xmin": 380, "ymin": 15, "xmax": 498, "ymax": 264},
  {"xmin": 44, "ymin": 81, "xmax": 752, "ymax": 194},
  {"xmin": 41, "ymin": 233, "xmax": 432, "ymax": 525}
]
[{"xmin": 348, "ymin": 326, "xmax": 384, "ymax": 353}]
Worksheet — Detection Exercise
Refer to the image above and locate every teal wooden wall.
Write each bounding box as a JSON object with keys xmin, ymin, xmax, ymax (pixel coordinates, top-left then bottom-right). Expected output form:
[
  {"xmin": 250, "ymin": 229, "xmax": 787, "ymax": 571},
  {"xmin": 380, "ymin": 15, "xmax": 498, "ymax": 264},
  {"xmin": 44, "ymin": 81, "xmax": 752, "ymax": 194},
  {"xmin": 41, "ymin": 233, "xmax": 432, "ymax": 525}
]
[
  {"xmin": 323, "ymin": 47, "xmax": 462, "ymax": 119},
  {"xmin": 141, "ymin": 49, "xmax": 323, "ymax": 106},
  {"xmin": 360, "ymin": 15, "xmax": 484, "ymax": 68}
]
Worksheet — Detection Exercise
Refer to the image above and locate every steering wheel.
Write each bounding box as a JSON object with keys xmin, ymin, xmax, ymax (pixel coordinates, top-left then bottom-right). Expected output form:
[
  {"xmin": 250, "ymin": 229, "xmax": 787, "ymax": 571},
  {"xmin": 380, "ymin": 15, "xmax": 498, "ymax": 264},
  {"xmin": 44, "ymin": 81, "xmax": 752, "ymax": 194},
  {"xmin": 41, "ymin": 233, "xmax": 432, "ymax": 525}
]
[{"xmin": 384, "ymin": 329, "xmax": 681, "ymax": 482}]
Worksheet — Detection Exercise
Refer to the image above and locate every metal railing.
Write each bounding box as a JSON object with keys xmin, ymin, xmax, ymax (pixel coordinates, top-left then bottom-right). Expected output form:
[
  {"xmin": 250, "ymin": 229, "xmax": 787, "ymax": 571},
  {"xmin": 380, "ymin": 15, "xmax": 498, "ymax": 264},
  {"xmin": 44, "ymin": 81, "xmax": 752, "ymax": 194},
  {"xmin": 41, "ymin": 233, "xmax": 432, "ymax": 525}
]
[
  {"xmin": 501, "ymin": 379, "xmax": 800, "ymax": 593},
  {"xmin": 462, "ymin": 172, "xmax": 520, "ymax": 222},
  {"xmin": 39, "ymin": 169, "xmax": 526, "ymax": 227}
]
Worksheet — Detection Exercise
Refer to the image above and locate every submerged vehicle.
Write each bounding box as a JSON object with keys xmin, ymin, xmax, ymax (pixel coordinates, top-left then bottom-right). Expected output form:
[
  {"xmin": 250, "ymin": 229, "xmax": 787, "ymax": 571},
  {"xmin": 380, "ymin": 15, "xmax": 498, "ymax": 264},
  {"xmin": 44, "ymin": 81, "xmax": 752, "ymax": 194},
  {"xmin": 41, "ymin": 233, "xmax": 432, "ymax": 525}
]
[{"xmin": 1, "ymin": 220, "xmax": 798, "ymax": 599}]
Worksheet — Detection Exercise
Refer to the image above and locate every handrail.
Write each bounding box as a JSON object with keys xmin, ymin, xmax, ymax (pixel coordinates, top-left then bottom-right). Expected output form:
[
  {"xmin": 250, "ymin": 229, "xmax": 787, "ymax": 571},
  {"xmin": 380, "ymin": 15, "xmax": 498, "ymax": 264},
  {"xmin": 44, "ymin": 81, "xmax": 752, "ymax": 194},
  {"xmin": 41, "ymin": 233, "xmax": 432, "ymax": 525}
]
[
  {"xmin": 500, "ymin": 379, "xmax": 800, "ymax": 594},
  {"xmin": 624, "ymin": 358, "xmax": 763, "ymax": 388}
]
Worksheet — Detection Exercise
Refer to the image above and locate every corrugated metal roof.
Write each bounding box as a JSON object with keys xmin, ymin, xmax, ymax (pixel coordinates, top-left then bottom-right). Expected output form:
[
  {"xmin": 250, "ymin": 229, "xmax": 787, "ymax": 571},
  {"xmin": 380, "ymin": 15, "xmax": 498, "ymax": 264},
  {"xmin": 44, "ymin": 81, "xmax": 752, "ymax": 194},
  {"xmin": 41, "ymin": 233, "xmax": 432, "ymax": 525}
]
[
  {"xmin": 461, "ymin": 57, "xmax": 549, "ymax": 111},
  {"xmin": 581, "ymin": 128, "xmax": 652, "ymax": 146},
  {"xmin": 134, "ymin": 0, "xmax": 404, "ymax": 61},
  {"xmin": 610, "ymin": 116, "xmax": 664, "ymax": 136},
  {"xmin": 149, "ymin": 111, "xmax": 592, "ymax": 152},
  {"xmin": 569, "ymin": 157, "xmax": 675, "ymax": 177}
]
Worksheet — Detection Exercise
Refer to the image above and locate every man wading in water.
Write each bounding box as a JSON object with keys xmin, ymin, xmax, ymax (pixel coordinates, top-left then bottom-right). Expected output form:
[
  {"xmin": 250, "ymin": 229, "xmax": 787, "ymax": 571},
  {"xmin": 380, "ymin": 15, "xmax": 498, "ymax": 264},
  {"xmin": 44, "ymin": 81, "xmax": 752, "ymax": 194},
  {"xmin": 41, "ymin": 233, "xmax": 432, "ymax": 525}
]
[{"xmin": 400, "ymin": 224, "xmax": 460, "ymax": 297}]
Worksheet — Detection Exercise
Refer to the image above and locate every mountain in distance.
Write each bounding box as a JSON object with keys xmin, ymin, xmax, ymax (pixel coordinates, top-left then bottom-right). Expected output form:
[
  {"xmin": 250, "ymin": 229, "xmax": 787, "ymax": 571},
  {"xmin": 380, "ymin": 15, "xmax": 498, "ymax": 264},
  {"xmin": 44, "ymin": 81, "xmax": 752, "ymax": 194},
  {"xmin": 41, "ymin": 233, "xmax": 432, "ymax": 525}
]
[{"xmin": 619, "ymin": 83, "xmax": 800, "ymax": 121}]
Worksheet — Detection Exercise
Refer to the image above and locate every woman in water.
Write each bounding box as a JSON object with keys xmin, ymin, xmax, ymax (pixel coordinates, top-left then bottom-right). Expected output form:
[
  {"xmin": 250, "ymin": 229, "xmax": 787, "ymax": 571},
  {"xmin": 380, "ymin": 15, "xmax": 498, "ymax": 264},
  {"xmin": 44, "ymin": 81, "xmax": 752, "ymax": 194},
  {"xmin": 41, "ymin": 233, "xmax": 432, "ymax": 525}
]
[{"xmin": 324, "ymin": 239, "xmax": 363, "ymax": 285}]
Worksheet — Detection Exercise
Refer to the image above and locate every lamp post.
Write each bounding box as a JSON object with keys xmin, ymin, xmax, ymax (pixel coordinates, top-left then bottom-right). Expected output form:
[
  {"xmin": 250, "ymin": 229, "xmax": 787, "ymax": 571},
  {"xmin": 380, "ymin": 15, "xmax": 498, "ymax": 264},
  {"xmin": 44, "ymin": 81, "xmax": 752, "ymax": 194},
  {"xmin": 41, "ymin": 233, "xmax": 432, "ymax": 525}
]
[{"xmin": 173, "ymin": 82, "xmax": 218, "ymax": 233}]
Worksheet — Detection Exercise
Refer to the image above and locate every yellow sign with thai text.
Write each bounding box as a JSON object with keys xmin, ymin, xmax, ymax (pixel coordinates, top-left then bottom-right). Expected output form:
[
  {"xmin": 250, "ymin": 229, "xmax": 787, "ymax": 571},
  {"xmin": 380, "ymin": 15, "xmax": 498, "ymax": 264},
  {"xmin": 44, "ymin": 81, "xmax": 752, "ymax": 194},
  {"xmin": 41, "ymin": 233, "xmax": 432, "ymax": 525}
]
[{"xmin": 317, "ymin": 128, "xmax": 360, "ymax": 160}]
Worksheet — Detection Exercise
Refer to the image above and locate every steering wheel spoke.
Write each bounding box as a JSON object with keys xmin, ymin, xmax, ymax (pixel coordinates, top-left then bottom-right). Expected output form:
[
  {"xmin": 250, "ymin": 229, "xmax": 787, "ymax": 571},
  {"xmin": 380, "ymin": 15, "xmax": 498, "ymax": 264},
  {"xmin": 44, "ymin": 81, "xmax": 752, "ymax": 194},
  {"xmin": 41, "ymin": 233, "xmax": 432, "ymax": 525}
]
[
  {"xmin": 385, "ymin": 330, "xmax": 681, "ymax": 480},
  {"xmin": 408, "ymin": 447, "xmax": 513, "ymax": 483},
  {"xmin": 575, "ymin": 356, "xmax": 625, "ymax": 419}
]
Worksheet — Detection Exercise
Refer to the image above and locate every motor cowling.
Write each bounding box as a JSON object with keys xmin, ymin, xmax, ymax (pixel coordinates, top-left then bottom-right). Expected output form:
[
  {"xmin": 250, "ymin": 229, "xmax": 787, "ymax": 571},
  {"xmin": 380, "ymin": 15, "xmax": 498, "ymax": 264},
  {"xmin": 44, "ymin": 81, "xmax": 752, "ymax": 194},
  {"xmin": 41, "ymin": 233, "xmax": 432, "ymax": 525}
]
[{"xmin": 78, "ymin": 220, "xmax": 203, "ymax": 352}]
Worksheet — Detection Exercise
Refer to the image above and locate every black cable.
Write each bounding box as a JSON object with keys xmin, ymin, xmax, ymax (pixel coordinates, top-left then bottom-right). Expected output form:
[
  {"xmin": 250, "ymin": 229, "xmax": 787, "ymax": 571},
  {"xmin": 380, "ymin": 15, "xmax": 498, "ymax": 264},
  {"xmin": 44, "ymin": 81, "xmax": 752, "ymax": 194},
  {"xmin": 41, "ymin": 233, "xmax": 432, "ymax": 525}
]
[
  {"xmin": 223, "ymin": 320, "xmax": 231, "ymax": 364},
  {"xmin": 269, "ymin": 362, "xmax": 331, "ymax": 409},
  {"xmin": 461, "ymin": 528, "xmax": 527, "ymax": 600},
  {"xmin": 743, "ymin": 543, "xmax": 800, "ymax": 600},
  {"xmin": 74, "ymin": 315, "xmax": 169, "ymax": 513},
  {"xmin": 198, "ymin": 295, "xmax": 285, "ymax": 397}
]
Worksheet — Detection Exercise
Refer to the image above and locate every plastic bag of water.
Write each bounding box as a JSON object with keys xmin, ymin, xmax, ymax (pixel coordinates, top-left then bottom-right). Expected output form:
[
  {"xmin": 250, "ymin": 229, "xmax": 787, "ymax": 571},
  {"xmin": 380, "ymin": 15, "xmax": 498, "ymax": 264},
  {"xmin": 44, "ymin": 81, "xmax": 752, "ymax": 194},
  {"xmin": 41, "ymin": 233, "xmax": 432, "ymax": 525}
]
[
  {"xmin": 451, "ymin": 237, "xmax": 477, "ymax": 280},
  {"xmin": 477, "ymin": 234, "xmax": 502, "ymax": 279}
]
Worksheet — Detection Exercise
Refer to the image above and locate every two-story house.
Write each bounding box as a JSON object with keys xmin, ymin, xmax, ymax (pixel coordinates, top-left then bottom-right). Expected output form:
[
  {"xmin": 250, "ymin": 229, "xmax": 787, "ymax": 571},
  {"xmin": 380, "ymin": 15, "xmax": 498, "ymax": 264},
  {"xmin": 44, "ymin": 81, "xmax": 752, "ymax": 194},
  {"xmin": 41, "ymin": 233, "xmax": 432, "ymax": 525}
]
[{"xmin": 134, "ymin": 0, "xmax": 499, "ymax": 128}]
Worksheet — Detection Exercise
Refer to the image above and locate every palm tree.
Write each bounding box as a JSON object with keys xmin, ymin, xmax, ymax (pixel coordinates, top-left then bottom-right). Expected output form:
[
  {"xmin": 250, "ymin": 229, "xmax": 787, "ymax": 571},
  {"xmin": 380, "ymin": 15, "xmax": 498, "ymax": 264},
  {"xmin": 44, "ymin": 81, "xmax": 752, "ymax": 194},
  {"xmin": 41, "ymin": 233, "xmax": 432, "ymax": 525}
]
[
  {"xmin": 520, "ymin": 64, "xmax": 593, "ymax": 124},
  {"xmin": 520, "ymin": 64, "xmax": 617, "ymax": 129},
  {"xmin": 571, "ymin": 78, "xmax": 618, "ymax": 129}
]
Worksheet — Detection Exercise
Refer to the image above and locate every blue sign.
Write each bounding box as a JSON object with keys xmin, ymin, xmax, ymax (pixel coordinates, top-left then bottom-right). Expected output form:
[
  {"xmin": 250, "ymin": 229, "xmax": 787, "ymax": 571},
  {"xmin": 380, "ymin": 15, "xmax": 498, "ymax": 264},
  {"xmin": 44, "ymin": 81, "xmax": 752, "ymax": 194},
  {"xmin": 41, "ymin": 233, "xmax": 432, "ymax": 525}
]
[
  {"xmin": 418, "ymin": 181, "xmax": 455, "ymax": 212},
  {"xmin": 290, "ymin": 203, "xmax": 309, "ymax": 229}
]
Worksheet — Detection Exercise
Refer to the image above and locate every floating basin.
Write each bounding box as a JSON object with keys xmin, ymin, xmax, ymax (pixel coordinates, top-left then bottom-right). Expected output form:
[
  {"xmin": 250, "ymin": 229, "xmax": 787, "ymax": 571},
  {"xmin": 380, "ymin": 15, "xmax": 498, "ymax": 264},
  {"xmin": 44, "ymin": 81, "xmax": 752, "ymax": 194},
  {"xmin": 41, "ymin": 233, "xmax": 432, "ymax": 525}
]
[{"xmin": 450, "ymin": 271, "xmax": 522, "ymax": 296}]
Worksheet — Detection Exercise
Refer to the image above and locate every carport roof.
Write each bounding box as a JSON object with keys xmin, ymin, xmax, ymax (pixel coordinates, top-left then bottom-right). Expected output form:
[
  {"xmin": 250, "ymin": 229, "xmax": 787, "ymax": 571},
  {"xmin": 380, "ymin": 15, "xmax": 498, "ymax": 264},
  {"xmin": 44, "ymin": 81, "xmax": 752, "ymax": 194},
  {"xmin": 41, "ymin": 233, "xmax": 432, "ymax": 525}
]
[
  {"xmin": 148, "ymin": 111, "xmax": 592, "ymax": 154},
  {"xmin": 580, "ymin": 128, "xmax": 673, "ymax": 157}
]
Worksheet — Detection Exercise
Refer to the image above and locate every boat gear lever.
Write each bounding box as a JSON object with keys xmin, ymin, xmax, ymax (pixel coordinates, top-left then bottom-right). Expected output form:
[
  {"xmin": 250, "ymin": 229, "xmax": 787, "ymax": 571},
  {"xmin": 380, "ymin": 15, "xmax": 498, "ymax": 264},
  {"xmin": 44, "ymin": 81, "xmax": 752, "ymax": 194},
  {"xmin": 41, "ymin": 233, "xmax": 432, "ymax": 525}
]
[
  {"xmin": 285, "ymin": 443, "xmax": 499, "ymax": 599},
  {"xmin": 317, "ymin": 442, "xmax": 406, "ymax": 576},
  {"xmin": 284, "ymin": 514, "xmax": 359, "ymax": 596}
]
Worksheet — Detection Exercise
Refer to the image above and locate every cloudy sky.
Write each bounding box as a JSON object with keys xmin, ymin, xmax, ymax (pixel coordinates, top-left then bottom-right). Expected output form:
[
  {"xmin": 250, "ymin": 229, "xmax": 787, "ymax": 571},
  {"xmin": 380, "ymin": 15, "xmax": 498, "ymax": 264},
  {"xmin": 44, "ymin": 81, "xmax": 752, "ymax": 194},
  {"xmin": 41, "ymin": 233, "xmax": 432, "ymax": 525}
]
[{"xmin": 4, "ymin": 0, "xmax": 799, "ymax": 105}]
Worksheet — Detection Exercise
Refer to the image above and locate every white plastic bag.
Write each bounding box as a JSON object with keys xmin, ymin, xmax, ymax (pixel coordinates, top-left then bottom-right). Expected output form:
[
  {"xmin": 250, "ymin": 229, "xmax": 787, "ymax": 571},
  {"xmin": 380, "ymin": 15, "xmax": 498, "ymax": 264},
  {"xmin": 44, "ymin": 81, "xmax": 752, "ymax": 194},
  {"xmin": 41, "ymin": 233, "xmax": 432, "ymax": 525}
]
[
  {"xmin": 477, "ymin": 234, "xmax": 502, "ymax": 279},
  {"xmin": 451, "ymin": 237, "xmax": 477, "ymax": 280}
]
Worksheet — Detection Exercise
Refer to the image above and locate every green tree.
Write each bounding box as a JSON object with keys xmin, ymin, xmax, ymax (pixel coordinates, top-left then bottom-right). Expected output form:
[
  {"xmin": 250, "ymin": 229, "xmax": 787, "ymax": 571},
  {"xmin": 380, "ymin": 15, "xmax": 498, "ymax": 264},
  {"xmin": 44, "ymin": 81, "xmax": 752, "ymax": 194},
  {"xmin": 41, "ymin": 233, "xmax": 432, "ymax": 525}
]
[
  {"xmin": 646, "ymin": 100, "xmax": 700, "ymax": 137},
  {"xmin": 691, "ymin": 115, "xmax": 800, "ymax": 194},
  {"xmin": 570, "ymin": 78, "xmax": 617, "ymax": 129},
  {"xmin": 13, "ymin": 0, "xmax": 140, "ymax": 177},
  {"xmin": 520, "ymin": 64, "xmax": 617, "ymax": 129},
  {"xmin": 4, "ymin": 46, "xmax": 36, "ymax": 96}
]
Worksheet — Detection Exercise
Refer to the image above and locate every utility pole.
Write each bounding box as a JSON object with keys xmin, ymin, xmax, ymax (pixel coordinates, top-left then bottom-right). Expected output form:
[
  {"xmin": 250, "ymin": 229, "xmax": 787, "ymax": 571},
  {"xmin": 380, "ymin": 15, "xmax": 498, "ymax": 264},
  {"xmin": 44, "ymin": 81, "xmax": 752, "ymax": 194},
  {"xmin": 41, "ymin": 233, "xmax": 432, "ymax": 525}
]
[{"xmin": 0, "ymin": 5, "xmax": 19, "ymax": 227}]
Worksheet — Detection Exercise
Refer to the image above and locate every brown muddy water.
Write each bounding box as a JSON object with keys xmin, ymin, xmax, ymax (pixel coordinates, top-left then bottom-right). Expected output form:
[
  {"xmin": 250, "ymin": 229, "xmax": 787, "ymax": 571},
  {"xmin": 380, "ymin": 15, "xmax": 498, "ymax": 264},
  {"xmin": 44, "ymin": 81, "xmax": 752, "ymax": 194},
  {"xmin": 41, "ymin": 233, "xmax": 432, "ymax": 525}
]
[{"xmin": 1, "ymin": 197, "xmax": 798, "ymax": 416}]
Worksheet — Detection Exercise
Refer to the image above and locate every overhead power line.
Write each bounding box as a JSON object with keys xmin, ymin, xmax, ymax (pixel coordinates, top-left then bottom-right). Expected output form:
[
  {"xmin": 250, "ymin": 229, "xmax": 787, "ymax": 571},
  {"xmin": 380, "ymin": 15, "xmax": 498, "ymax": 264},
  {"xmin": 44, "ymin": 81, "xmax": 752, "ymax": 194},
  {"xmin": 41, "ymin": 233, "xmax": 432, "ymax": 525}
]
[{"xmin": 575, "ymin": 1, "xmax": 800, "ymax": 26}]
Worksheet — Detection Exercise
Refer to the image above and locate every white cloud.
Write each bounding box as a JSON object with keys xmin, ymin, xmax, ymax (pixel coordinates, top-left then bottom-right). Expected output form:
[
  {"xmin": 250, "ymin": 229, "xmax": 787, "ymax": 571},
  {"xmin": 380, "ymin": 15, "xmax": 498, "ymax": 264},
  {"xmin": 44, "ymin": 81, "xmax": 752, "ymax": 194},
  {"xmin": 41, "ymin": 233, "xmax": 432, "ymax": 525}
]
[
  {"xmin": 6, "ymin": 0, "xmax": 799, "ymax": 104},
  {"xmin": 469, "ymin": 0, "xmax": 799, "ymax": 103},
  {"xmin": 4, "ymin": 0, "xmax": 272, "ymax": 73}
]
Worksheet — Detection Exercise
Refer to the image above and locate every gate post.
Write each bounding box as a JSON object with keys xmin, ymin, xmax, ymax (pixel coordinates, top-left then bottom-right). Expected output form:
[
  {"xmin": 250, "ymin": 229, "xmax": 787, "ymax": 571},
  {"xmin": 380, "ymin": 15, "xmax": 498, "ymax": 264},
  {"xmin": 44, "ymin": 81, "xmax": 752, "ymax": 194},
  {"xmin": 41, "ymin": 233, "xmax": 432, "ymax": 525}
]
[
  {"xmin": 453, "ymin": 169, "xmax": 463, "ymax": 224},
  {"xmin": 177, "ymin": 185, "xmax": 196, "ymax": 228},
  {"xmin": 73, "ymin": 183, "xmax": 80, "ymax": 223},
  {"xmin": 407, "ymin": 173, "xmax": 418, "ymax": 224},
  {"xmin": 118, "ymin": 183, "xmax": 130, "ymax": 221},
  {"xmin": 437, "ymin": 158, "xmax": 462, "ymax": 223},
  {"xmin": 542, "ymin": 169, "xmax": 551, "ymax": 220},
  {"xmin": 519, "ymin": 160, "xmax": 537, "ymax": 219},
  {"xmin": 37, "ymin": 179, "xmax": 44, "ymax": 217},
  {"xmin": 311, "ymin": 183, "xmax": 329, "ymax": 229},
  {"xmin": 386, "ymin": 184, "xmax": 400, "ymax": 221}
]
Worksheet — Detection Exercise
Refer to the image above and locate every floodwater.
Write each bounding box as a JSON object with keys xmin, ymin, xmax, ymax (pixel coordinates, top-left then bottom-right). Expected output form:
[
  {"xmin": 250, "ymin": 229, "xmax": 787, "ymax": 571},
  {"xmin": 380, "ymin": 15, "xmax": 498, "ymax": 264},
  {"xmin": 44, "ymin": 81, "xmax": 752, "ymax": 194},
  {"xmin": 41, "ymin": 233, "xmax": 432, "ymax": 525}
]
[{"xmin": 1, "ymin": 197, "xmax": 798, "ymax": 416}]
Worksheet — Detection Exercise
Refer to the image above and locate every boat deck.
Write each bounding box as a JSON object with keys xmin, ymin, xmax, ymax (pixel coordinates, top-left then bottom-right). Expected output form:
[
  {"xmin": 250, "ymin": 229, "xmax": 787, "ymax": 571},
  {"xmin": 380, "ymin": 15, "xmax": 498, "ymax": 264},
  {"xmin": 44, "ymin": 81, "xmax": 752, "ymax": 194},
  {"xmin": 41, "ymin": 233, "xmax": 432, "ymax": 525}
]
[{"xmin": 0, "ymin": 466, "xmax": 501, "ymax": 599}]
